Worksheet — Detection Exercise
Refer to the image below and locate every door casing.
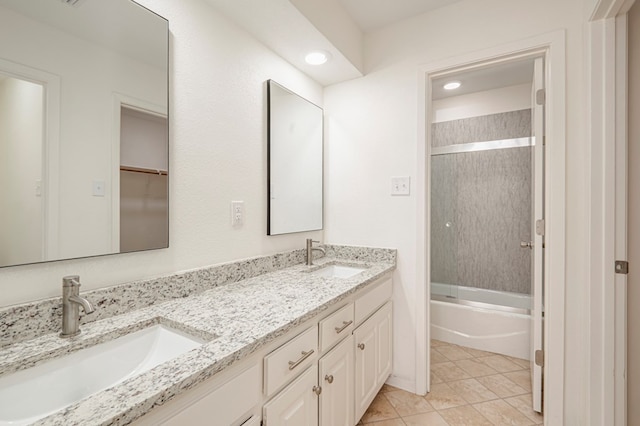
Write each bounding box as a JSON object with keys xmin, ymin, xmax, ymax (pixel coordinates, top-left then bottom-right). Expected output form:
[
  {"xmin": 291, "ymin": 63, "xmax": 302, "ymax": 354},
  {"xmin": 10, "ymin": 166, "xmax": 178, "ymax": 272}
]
[{"xmin": 416, "ymin": 31, "xmax": 567, "ymax": 425}]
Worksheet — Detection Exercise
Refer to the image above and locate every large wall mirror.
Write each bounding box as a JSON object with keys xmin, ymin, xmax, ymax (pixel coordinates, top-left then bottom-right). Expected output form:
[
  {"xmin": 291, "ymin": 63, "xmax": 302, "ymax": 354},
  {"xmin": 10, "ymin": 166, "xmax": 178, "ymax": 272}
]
[
  {"xmin": 267, "ymin": 80, "xmax": 323, "ymax": 235},
  {"xmin": 0, "ymin": 0, "xmax": 169, "ymax": 268}
]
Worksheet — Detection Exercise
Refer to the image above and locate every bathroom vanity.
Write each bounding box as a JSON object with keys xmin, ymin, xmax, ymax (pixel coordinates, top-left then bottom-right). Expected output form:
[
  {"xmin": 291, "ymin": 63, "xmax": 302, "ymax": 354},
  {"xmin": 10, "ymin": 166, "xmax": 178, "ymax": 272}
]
[
  {"xmin": 135, "ymin": 274, "xmax": 392, "ymax": 426},
  {"xmin": 0, "ymin": 245, "xmax": 395, "ymax": 426}
]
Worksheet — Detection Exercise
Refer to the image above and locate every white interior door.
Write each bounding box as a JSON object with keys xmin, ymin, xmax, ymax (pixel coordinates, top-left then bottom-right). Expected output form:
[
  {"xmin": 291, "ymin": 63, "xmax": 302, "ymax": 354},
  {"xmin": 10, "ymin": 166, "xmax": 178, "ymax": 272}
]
[{"xmin": 531, "ymin": 56, "xmax": 545, "ymax": 414}]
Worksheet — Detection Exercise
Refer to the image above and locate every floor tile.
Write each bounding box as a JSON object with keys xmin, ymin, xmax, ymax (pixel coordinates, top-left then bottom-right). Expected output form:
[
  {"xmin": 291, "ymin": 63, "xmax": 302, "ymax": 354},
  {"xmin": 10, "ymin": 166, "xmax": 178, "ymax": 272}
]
[
  {"xmin": 361, "ymin": 419, "xmax": 406, "ymax": 426},
  {"xmin": 504, "ymin": 394, "xmax": 544, "ymax": 424},
  {"xmin": 361, "ymin": 394, "xmax": 400, "ymax": 423},
  {"xmin": 503, "ymin": 369, "xmax": 532, "ymax": 391},
  {"xmin": 473, "ymin": 399, "xmax": 535, "ymax": 425},
  {"xmin": 368, "ymin": 341, "xmax": 544, "ymax": 426},
  {"xmin": 403, "ymin": 411, "xmax": 450, "ymax": 426},
  {"xmin": 462, "ymin": 346, "xmax": 497, "ymax": 358},
  {"xmin": 454, "ymin": 359, "xmax": 499, "ymax": 378},
  {"xmin": 436, "ymin": 345, "xmax": 475, "ymax": 361},
  {"xmin": 431, "ymin": 370, "xmax": 444, "ymax": 385},
  {"xmin": 431, "ymin": 362, "xmax": 471, "ymax": 382},
  {"xmin": 386, "ymin": 389, "xmax": 434, "ymax": 417},
  {"xmin": 431, "ymin": 348, "xmax": 449, "ymax": 364},
  {"xmin": 477, "ymin": 355, "xmax": 522, "ymax": 373},
  {"xmin": 505, "ymin": 355, "xmax": 532, "ymax": 370},
  {"xmin": 447, "ymin": 378, "xmax": 499, "ymax": 404},
  {"xmin": 438, "ymin": 405, "xmax": 493, "ymax": 426},
  {"xmin": 424, "ymin": 383, "xmax": 468, "ymax": 410},
  {"xmin": 380, "ymin": 383, "xmax": 402, "ymax": 393},
  {"xmin": 476, "ymin": 374, "xmax": 528, "ymax": 398}
]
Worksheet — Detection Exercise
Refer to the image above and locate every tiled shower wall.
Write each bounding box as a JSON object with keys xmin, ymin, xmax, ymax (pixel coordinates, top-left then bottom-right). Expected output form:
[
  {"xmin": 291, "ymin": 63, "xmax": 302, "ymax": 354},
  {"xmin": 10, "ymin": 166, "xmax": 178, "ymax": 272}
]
[{"xmin": 430, "ymin": 109, "xmax": 532, "ymax": 295}]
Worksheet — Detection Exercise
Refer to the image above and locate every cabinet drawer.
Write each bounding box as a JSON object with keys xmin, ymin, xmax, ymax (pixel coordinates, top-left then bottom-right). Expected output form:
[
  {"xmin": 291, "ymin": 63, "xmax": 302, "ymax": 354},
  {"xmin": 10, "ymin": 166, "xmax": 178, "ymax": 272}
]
[
  {"xmin": 319, "ymin": 303, "xmax": 354, "ymax": 352},
  {"xmin": 355, "ymin": 277, "xmax": 392, "ymax": 325},
  {"xmin": 264, "ymin": 325, "xmax": 318, "ymax": 397}
]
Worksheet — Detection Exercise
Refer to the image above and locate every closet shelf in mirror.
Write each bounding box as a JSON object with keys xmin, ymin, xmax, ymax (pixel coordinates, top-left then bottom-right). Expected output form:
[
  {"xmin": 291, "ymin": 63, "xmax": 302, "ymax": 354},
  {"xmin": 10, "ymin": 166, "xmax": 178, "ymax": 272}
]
[{"xmin": 120, "ymin": 166, "xmax": 168, "ymax": 176}]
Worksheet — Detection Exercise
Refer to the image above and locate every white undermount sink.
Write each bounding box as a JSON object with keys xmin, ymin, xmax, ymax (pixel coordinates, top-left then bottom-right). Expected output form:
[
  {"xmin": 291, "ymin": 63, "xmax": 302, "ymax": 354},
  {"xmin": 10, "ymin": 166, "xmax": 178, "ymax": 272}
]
[
  {"xmin": 311, "ymin": 264, "xmax": 367, "ymax": 279},
  {"xmin": 0, "ymin": 323, "xmax": 206, "ymax": 426}
]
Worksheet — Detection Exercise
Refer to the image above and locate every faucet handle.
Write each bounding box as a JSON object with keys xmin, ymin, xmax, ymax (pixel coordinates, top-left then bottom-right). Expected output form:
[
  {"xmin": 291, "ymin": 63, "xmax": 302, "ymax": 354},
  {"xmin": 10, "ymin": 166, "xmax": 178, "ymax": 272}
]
[{"xmin": 62, "ymin": 275, "xmax": 81, "ymax": 287}]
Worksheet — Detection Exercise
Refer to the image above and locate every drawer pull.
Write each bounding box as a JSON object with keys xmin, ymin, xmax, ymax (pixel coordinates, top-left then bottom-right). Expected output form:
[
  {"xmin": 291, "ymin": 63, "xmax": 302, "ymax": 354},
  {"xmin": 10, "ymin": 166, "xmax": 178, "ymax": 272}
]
[
  {"xmin": 334, "ymin": 320, "xmax": 353, "ymax": 334},
  {"xmin": 358, "ymin": 343, "xmax": 365, "ymax": 350},
  {"xmin": 288, "ymin": 349, "xmax": 315, "ymax": 370},
  {"xmin": 325, "ymin": 374, "xmax": 334, "ymax": 384},
  {"xmin": 312, "ymin": 385, "xmax": 322, "ymax": 395}
]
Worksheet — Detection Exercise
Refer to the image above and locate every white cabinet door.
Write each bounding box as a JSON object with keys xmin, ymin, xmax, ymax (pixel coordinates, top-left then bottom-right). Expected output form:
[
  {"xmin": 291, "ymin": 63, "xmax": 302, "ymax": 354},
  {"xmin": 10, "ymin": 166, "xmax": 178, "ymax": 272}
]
[
  {"xmin": 375, "ymin": 302, "xmax": 393, "ymax": 386},
  {"xmin": 354, "ymin": 301, "xmax": 393, "ymax": 423},
  {"xmin": 263, "ymin": 365, "xmax": 319, "ymax": 426},
  {"xmin": 319, "ymin": 335, "xmax": 354, "ymax": 426}
]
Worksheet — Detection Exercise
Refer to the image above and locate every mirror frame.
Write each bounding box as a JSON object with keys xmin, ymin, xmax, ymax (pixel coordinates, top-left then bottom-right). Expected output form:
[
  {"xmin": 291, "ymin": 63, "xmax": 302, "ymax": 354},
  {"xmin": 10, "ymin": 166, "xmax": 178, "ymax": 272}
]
[{"xmin": 266, "ymin": 79, "xmax": 324, "ymax": 235}]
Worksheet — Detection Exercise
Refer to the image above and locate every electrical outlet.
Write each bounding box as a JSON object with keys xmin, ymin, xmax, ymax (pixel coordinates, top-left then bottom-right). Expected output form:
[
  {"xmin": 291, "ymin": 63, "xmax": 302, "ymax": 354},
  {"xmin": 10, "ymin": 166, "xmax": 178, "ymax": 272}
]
[
  {"xmin": 231, "ymin": 201, "xmax": 244, "ymax": 227},
  {"xmin": 391, "ymin": 176, "xmax": 410, "ymax": 196}
]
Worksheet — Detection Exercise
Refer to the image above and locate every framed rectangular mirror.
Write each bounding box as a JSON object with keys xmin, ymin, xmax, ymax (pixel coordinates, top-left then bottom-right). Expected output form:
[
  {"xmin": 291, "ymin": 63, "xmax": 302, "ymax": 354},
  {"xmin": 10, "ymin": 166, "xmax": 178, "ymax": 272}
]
[
  {"xmin": 267, "ymin": 80, "xmax": 323, "ymax": 235},
  {"xmin": 0, "ymin": 0, "xmax": 168, "ymax": 268}
]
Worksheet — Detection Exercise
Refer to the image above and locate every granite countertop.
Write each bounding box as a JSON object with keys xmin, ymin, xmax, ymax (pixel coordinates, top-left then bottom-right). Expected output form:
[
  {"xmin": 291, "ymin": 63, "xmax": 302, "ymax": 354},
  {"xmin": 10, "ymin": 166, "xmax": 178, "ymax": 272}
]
[{"xmin": 0, "ymin": 256, "xmax": 395, "ymax": 426}]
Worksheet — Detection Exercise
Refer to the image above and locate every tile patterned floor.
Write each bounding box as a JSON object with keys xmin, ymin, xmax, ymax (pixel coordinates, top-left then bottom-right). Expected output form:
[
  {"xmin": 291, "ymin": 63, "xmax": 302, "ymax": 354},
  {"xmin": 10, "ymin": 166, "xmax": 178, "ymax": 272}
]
[{"xmin": 357, "ymin": 340, "xmax": 543, "ymax": 425}]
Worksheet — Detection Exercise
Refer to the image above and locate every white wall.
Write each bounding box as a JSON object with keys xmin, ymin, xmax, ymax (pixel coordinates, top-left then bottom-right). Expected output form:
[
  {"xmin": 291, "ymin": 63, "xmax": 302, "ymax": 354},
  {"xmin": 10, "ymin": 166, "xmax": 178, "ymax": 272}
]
[
  {"xmin": 0, "ymin": 77, "xmax": 43, "ymax": 265},
  {"xmin": 433, "ymin": 83, "xmax": 532, "ymax": 123},
  {"xmin": 0, "ymin": 0, "xmax": 323, "ymax": 307},
  {"xmin": 324, "ymin": 0, "xmax": 589, "ymax": 420}
]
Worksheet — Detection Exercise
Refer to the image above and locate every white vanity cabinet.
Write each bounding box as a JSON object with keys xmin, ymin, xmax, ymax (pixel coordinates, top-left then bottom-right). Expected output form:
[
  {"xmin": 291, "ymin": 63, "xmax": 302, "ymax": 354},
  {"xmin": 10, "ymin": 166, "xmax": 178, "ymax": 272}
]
[
  {"xmin": 263, "ymin": 365, "xmax": 319, "ymax": 426},
  {"xmin": 318, "ymin": 334, "xmax": 354, "ymax": 426},
  {"xmin": 133, "ymin": 273, "xmax": 393, "ymax": 426},
  {"xmin": 133, "ymin": 362, "xmax": 262, "ymax": 426},
  {"xmin": 353, "ymin": 301, "xmax": 393, "ymax": 423}
]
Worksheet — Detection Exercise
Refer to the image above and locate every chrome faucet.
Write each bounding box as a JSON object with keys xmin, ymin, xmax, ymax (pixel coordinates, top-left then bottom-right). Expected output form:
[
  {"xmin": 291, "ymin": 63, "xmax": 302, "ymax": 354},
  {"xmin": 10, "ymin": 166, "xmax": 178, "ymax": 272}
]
[
  {"xmin": 60, "ymin": 275, "xmax": 95, "ymax": 337},
  {"xmin": 306, "ymin": 238, "xmax": 325, "ymax": 266}
]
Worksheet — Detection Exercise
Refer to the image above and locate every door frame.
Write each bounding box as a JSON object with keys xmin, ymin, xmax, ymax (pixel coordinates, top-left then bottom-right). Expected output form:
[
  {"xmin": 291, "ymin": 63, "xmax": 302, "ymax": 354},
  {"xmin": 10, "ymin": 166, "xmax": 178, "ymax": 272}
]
[
  {"xmin": 587, "ymin": 0, "xmax": 635, "ymax": 424},
  {"xmin": 111, "ymin": 93, "xmax": 168, "ymax": 252},
  {"xmin": 416, "ymin": 30, "xmax": 566, "ymax": 424},
  {"xmin": 0, "ymin": 58, "xmax": 60, "ymax": 261}
]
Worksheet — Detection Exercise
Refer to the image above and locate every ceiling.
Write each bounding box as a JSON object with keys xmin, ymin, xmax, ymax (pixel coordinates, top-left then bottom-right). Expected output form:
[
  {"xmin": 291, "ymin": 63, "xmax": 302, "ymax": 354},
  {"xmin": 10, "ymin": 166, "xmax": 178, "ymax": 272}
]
[
  {"xmin": 339, "ymin": 0, "xmax": 465, "ymax": 32},
  {"xmin": 432, "ymin": 58, "xmax": 536, "ymax": 100},
  {"xmin": 206, "ymin": 0, "xmax": 532, "ymax": 90}
]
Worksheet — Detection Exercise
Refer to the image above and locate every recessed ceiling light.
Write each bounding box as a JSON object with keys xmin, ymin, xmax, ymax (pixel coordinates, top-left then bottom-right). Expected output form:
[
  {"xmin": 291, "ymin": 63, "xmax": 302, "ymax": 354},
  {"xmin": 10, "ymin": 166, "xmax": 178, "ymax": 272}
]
[
  {"xmin": 443, "ymin": 81, "xmax": 462, "ymax": 90},
  {"xmin": 305, "ymin": 50, "xmax": 330, "ymax": 65}
]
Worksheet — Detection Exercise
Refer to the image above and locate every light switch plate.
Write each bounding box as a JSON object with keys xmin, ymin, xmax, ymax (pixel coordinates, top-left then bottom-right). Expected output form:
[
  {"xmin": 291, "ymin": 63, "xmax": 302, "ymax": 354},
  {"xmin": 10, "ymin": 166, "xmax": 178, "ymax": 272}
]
[{"xmin": 391, "ymin": 176, "xmax": 410, "ymax": 196}]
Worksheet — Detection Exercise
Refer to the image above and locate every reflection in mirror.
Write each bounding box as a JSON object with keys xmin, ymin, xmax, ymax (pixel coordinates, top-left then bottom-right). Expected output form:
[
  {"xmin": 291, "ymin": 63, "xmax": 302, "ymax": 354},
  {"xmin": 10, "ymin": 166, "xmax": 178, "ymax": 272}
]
[
  {"xmin": 267, "ymin": 80, "xmax": 323, "ymax": 235},
  {"xmin": 0, "ymin": 0, "xmax": 168, "ymax": 267}
]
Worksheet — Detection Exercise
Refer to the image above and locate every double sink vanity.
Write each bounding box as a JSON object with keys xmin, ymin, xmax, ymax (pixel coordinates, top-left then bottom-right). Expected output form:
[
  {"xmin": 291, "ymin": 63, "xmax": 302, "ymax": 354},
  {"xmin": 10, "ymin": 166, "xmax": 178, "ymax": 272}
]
[{"xmin": 0, "ymin": 245, "xmax": 396, "ymax": 426}]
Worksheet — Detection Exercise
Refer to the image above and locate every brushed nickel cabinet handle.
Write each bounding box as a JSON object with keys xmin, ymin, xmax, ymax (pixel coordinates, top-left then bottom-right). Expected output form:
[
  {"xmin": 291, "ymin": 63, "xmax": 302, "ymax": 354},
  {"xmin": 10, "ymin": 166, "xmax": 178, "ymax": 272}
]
[
  {"xmin": 334, "ymin": 320, "xmax": 353, "ymax": 334},
  {"xmin": 288, "ymin": 349, "xmax": 315, "ymax": 370},
  {"xmin": 312, "ymin": 385, "xmax": 322, "ymax": 395},
  {"xmin": 325, "ymin": 374, "xmax": 334, "ymax": 384},
  {"xmin": 358, "ymin": 343, "xmax": 365, "ymax": 350}
]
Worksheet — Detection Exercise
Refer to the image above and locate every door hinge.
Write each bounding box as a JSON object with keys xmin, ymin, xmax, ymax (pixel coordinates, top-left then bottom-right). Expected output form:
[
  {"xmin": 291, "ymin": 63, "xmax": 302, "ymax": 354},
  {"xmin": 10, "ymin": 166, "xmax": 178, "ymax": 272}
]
[
  {"xmin": 536, "ymin": 89, "xmax": 546, "ymax": 105},
  {"xmin": 536, "ymin": 219, "xmax": 545, "ymax": 236},
  {"xmin": 535, "ymin": 350, "xmax": 544, "ymax": 367},
  {"xmin": 615, "ymin": 260, "xmax": 629, "ymax": 275}
]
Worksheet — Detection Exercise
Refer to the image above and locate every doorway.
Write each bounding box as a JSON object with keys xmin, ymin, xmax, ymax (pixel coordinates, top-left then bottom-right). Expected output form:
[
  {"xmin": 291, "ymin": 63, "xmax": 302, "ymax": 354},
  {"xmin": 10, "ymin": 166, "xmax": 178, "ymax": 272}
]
[
  {"xmin": 428, "ymin": 56, "xmax": 544, "ymax": 415},
  {"xmin": 416, "ymin": 32, "xmax": 567, "ymax": 424}
]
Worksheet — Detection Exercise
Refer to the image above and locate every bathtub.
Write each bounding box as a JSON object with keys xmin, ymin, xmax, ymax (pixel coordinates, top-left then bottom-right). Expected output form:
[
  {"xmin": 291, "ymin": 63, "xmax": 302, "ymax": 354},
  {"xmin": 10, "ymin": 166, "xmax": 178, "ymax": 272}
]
[{"xmin": 430, "ymin": 283, "xmax": 532, "ymax": 360}]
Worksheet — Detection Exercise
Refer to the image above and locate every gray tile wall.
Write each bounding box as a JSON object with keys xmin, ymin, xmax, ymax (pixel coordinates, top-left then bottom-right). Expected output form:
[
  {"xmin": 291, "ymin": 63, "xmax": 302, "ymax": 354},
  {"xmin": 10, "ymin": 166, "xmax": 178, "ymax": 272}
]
[{"xmin": 431, "ymin": 110, "xmax": 532, "ymax": 295}]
